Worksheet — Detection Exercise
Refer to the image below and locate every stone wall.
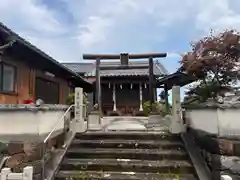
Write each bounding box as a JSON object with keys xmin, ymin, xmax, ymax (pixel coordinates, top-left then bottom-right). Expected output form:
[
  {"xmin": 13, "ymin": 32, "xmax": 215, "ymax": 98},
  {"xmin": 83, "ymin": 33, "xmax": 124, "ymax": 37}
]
[{"xmin": 0, "ymin": 135, "xmax": 62, "ymax": 176}]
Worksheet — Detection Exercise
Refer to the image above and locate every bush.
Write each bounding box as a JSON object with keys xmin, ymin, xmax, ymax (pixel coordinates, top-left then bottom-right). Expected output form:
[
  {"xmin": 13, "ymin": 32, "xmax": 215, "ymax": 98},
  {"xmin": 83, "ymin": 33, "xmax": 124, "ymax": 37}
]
[
  {"xmin": 66, "ymin": 93, "xmax": 86, "ymax": 105},
  {"xmin": 143, "ymin": 101, "xmax": 171, "ymax": 116}
]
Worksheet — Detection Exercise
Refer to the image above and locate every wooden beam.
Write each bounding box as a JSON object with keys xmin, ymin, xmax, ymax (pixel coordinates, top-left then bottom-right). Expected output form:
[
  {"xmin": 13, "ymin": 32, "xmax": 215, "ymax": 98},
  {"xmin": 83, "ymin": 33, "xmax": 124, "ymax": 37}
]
[
  {"xmin": 95, "ymin": 58, "xmax": 102, "ymax": 113},
  {"xmin": 100, "ymin": 66, "xmax": 149, "ymax": 70},
  {"xmin": 129, "ymin": 53, "xmax": 167, "ymax": 59},
  {"xmin": 83, "ymin": 53, "xmax": 167, "ymax": 60},
  {"xmin": 149, "ymin": 57, "xmax": 154, "ymax": 106},
  {"xmin": 101, "ymin": 80, "xmax": 151, "ymax": 84}
]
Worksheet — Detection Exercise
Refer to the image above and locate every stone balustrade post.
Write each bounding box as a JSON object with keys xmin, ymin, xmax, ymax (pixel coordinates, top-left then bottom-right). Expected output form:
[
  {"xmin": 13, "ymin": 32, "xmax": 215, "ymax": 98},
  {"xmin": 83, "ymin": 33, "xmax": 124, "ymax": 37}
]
[
  {"xmin": 169, "ymin": 86, "xmax": 185, "ymax": 134},
  {"xmin": 1, "ymin": 167, "xmax": 11, "ymax": 180},
  {"xmin": 23, "ymin": 167, "xmax": 33, "ymax": 180},
  {"xmin": 0, "ymin": 166, "xmax": 33, "ymax": 180},
  {"xmin": 74, "ymin": 87, "xmax": 85, "ymax": 132}
]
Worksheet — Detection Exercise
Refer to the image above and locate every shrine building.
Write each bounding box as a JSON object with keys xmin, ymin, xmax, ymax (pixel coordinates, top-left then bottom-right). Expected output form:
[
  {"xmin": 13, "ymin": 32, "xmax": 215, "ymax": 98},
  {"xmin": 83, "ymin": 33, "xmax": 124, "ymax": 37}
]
[{"xmin": 63, "ymin": 55, "xmax": 168, "ymax": 116}]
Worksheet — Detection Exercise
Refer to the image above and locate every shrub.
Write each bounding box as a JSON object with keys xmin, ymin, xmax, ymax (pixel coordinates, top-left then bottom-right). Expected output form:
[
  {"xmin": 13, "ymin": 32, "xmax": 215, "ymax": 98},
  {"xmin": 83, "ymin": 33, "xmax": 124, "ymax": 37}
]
[
  {"xmin": 143, "ymin": 101, "xmax": 171, "ymax": 116},
  {"xmin": 66, "ymin": 93, "xmax": 86, "ymax": 105}
]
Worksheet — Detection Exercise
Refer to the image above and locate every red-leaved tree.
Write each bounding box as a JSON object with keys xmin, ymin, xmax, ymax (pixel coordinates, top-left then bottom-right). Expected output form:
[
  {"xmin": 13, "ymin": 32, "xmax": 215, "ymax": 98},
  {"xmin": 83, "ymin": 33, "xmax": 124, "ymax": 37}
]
[{"xmin": 181, "ymin": 30, "xmax": 240, "ymax": 102}]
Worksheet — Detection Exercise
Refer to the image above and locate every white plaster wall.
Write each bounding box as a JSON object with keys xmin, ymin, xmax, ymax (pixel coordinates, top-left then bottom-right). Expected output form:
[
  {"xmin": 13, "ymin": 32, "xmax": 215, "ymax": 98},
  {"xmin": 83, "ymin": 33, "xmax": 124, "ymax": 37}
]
[
  {"xmin": 38, "ymin": 111, "xmax": 65, "ymax": 135},
  {"xmin": 186, "ymin": 108, "xmax": 240, "ymax": 137},
  {"xmin": 0, "ymin": 111, "xmax": 39, "ymax": 135},
  {"xmin": 218, "ymin": 109, "xmax": 240, "ymax": 137},
  {"xmin": 0, "ymin": 110, "xmax": 65, "ymax": 142},
  {"xmin": 186, "ymin": 109, "xmax": 219, "ymax": 134}
]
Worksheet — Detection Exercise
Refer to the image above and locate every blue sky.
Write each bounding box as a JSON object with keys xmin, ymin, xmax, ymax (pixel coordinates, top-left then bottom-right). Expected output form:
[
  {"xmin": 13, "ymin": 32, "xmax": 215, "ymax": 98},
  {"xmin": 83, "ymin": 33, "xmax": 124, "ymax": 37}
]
[{"xmin": 1, "ymin": 0, "xmax": 240, "ymax": 101}]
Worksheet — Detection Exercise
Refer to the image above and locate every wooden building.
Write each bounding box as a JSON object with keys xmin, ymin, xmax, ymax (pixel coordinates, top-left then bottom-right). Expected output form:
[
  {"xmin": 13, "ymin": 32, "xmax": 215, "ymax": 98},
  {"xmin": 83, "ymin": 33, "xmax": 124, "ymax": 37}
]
[
  {"xmin": 63, "ymin": 58, "xmax": 168, "ymax": 116},
  {"xmin": 0, "ymin": 23, "xmax": 92, "ymax": 104}
]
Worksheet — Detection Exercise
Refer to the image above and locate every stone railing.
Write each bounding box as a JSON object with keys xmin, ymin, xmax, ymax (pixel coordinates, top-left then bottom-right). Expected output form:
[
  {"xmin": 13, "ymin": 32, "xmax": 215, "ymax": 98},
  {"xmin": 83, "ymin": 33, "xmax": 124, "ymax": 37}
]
[{"xmin": 0, "ymin": 166, "xmax": 33, "ymax": 180}]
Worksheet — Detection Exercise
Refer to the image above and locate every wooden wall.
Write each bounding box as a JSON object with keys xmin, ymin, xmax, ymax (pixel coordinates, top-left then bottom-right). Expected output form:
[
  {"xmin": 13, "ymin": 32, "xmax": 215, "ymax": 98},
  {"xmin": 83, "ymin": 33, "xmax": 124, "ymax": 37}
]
[{"xmin": 0, "ymin": 55, "xmax": 70, "ymax": 104}]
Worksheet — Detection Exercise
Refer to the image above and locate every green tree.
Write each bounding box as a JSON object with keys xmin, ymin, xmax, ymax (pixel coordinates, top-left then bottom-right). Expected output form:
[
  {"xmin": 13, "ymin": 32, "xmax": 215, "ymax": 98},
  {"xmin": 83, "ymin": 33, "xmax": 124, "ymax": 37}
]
[
  {"xmin": 181, "ymin": 29, "xmax": 240, "ymax": 102},
  {"xmin": 66, "ymin": 93, "xmax": 86, "ymax": 105}
]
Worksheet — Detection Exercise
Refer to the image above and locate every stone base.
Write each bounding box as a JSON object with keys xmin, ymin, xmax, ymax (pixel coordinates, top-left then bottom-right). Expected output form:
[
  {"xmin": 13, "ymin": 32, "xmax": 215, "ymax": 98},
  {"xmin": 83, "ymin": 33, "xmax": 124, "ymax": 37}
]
[
  {"xmin": 74, "ymin": 119, "xmax": 86, "ymax": 133},
  {"xmin": 134, "ymin": 111, "xmax": 145, "ymax": 116},
  {"xmin": 108, "ymin": 111, "xmax": 120, "ymax": 116},
  {"xmin": 169, "ymin": 121, "xmax": 183, "ymax": 134},
  {"xmin": 88, "ymin": 124, "xmax": 102, "ymax": 130},
  {"xmin": 76, "ymin": 121, "xmax": 87, "ymax": 133},
  {"xmin": 88, "ymin": 111, "xmax": 101, "ymax": 130},
  {"xmin": 88, "ymin": 111, "xmax": 101, "ymax": 124}
]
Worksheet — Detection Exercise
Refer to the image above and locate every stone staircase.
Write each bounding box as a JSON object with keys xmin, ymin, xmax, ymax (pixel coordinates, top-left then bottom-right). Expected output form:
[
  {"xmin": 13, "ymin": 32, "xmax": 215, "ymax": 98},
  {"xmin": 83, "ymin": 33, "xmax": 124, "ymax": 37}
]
[{"xmin": 55, "ymin": 131, "xmax": 198, "ymax": 180}]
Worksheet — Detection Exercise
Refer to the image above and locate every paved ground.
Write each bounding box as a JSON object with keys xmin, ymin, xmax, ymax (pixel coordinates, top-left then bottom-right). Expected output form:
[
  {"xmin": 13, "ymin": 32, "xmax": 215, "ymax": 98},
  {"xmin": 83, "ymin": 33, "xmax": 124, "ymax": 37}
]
[
  {"xmin": 101, "ymin": 116, "xmax": 169, "ymax": 131},
  {"xmin": 102, "ymin": 117, "xmax": 147, "ymax": 131}
]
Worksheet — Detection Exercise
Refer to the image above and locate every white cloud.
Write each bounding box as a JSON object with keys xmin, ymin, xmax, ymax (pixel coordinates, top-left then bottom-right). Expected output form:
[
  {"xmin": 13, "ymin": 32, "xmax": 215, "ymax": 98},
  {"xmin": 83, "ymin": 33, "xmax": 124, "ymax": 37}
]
[
  {"xmin": 0, "ymin": 0, "xmax": 63, "ymax": 35},
  {"xmin": 195, "ymin": 0, "xmax": 240, "ymax": 32},
  {"xmin": 0, "ymin": 0, "xmax": 240, "ymax": 64}
]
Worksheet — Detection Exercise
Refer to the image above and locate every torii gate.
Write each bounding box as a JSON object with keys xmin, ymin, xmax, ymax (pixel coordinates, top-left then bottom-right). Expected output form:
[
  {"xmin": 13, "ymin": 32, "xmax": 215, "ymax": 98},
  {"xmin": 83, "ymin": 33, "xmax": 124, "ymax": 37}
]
[{"xmin": 82, "ymin": 53, "xmax": 167, "ymax": 114}]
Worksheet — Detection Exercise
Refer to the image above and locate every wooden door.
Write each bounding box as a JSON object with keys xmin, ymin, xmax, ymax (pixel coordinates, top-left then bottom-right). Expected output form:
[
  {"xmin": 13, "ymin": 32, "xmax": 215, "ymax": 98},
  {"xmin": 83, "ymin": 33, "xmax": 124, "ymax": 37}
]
[
  {"xmin": 35, "ymin": 77, "xmax": 59, "ymax": 104},
  {"xmin": 118, "ymin": 105, "xmax": 137, "ymax": 116}
]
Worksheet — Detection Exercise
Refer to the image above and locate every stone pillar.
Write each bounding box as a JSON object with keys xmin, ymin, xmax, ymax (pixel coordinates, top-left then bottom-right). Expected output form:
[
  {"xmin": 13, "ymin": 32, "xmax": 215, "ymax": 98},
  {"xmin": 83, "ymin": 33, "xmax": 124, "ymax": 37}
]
[
  {"xmin": 74, "ymin": 87, "xmax": 85, "ymax": 132},
  {"xmin": 169, "ymin": 86, "xmax": 184, "ymax": 134},
  {"xmin": 113, "ymin": 84, "xmax": 117, "ymax": 111},
  {"xmin": 139, "ymin": 83, "xmax": 143, "ymax": 111}
]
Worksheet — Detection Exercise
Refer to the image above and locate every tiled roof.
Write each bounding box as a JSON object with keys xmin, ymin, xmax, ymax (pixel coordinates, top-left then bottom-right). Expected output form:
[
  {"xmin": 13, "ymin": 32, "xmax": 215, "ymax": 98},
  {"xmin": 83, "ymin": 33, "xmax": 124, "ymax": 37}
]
[
  {"xmin": 100, "ymin": 69, "xmax": 150, "ymax": 76},
  {"xmin": 62, "ymin": 60, "xmax": 169, "ymax": 77},
  {"xmin": 0, "ymin": 22, "xmax": 91, "ymax": 88},
  {"xmin": 62, "ymin": 63, "xmax": 95, "ymax": 74}
]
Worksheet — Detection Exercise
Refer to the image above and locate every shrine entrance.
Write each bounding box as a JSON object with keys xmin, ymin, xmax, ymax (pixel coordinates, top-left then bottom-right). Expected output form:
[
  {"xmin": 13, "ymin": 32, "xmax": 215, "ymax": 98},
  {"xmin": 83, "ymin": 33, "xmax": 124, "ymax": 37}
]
[
  {"xmin": 83, "ymin": 53, "xmax": 167, "ymax": 116},
  {"xmin": 115, "ymin": 83, "xmax": 140, "ymax": 116}
]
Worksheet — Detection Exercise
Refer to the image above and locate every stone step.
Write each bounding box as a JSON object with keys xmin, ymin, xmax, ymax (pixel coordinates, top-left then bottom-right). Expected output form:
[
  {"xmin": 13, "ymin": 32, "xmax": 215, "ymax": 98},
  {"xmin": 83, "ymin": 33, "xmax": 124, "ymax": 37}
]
[
  {"xmin": 70, "ymin": 139, "xmax": 184, "ymax": 150},
  {"xmin": 55, "ymin": 131, "xmax": 197, "ymax": 180},
  {"xmin": 75, "ymin": 132, "xmax": 180, "ymax": 141},
  {"xmin": 65, "ymin": 148, "xmax": 188, "ymax": 161},
  {"xmin": 56, "ymin": 170, "xmax": 197, "ymax": 180},
  {"xmin": 60, "ymin": 158, "xmax": 194, "ymax": 174}
]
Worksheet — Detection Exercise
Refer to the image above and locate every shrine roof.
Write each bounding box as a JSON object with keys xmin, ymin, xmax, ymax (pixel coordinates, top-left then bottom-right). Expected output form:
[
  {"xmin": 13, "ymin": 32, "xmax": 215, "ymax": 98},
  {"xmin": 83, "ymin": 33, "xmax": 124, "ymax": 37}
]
[
  {"xmin": 62, "ymin": 60, "xmax": 168, "ymax": 77},
  {"xmin": 156, "ymin": 71, "xmax": 196, "ymax": 90}
]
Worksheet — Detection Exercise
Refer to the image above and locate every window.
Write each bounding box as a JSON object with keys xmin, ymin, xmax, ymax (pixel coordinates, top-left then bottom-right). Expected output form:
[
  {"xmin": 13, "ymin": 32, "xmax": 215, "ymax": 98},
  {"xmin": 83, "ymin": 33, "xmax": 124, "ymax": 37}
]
[{"xmin": 0, "ymin": 63, "xmax": 16, "ymax": 92}]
